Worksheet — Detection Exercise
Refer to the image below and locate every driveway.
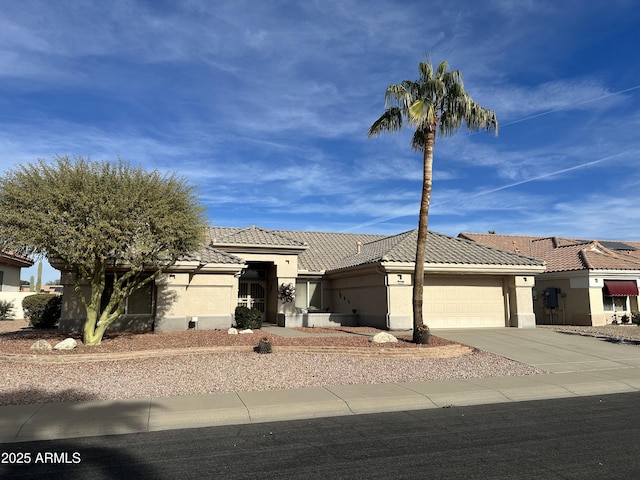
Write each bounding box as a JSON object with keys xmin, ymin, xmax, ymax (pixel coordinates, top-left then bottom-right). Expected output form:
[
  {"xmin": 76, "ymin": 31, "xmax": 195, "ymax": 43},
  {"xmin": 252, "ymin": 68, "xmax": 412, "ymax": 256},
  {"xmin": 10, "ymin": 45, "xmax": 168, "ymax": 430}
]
[{"xmin": 432, "ymin": 327, "xmax": 640, "ymax": 373}]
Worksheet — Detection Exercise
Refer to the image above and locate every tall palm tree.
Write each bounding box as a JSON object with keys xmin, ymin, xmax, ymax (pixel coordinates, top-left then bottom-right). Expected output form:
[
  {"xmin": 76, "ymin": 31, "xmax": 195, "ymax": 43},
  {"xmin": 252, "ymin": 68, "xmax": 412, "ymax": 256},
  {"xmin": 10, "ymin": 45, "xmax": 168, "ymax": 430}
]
[{"xmin": 368, "ymin": 59, "xmax": 498, "ymax": 343}]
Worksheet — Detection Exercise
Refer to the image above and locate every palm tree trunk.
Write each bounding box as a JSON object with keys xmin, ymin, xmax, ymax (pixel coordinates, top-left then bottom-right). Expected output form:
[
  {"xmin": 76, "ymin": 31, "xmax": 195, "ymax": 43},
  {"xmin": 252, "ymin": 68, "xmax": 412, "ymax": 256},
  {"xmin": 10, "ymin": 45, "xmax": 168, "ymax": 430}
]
[{"xmin": 412, "ymin": 128, "xmax": 435, "ymax": 343}]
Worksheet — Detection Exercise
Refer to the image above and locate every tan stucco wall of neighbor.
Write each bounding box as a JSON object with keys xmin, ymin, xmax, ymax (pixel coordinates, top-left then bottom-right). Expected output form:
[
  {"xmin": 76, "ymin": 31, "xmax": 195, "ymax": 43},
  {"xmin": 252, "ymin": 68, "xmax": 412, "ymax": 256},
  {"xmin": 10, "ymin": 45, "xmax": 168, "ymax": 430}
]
[
  {"xmin": 0, "ymin": 263, "xmax": 22, "ymax": 292},
  {"xmin": 588, "ymin": 287, "xmax": 608, "ymax": 326},
  {"xmin": 0, "ymin": 292, "xmax": 37, "ymax": 319},
  {"xmin": 532, "ymin": 274, "xmax": 636, "ymax": 327}
]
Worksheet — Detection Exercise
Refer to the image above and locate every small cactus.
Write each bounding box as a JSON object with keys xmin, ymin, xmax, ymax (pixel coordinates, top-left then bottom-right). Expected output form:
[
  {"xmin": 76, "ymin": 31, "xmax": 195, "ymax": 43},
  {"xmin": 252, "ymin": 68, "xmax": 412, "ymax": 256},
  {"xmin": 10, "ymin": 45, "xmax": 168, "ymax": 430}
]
[
  {"xmin": 414, "ymin": 323, "xmax": 431, "ymax": 344},
  {"xmin": 256, "ymin": 337, "xmax": 272, "ymax": 354}
]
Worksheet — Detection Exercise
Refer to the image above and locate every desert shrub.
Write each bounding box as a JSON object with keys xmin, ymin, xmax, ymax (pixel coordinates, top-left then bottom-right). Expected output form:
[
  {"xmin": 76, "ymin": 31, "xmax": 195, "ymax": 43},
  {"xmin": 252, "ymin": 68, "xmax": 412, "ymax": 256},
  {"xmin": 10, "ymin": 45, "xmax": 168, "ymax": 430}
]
[
  {"xmin": 22, "ymin": 294, "xmax": 62, "ymax": 329},
  {"xmin": 0, "ymin": 300, "xmax": 14, "ymax": 320},
  {"xmin": 234, "ymin": 306, "xmax": 263, "ymax": 330}
]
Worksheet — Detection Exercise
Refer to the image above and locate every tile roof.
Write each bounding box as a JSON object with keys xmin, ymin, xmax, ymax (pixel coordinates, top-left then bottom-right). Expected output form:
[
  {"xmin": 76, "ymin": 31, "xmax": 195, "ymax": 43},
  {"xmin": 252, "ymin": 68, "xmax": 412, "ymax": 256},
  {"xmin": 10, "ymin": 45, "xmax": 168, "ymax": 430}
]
[
  {"xmin": 332, "ymin": 230, "xmax": 544, "ymax": 271},
  {"xmin": 181, "ymin": 245, "xmax": 245, "ymax": 265},
  {"xmin": 198, "ymin": 226, "xmax": 544, "ymax": 273},
  {"xmin": 208, "ymin": 226, "xmax": 306, "ymax": 248},
  {"xmin": 0, "ymin": 250, "xmax": 34, "ymax": 268},
  {"xmin": 461, "ymin": 232, "xmax": 640, "ymax": 273},
  {"xmin": 272, "ymin": 230, "xmax": 386, "ymax": 272}
]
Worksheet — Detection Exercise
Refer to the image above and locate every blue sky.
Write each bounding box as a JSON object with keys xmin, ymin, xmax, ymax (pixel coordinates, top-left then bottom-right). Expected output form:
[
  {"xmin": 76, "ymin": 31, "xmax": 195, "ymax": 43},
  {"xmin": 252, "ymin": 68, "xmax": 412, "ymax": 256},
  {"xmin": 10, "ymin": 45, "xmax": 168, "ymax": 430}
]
[{"xmin": 2, "ymin": 1, "xmax": 639, "ymax": 282}]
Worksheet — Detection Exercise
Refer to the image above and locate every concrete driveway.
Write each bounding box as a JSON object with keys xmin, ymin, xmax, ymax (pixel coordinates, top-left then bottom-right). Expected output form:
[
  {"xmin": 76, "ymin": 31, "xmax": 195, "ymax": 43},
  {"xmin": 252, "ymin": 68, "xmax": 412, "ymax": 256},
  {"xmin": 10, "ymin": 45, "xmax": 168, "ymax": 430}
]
[{"xmin": 432, "ymin": 327, "xmax": 640, "ymax": 373}]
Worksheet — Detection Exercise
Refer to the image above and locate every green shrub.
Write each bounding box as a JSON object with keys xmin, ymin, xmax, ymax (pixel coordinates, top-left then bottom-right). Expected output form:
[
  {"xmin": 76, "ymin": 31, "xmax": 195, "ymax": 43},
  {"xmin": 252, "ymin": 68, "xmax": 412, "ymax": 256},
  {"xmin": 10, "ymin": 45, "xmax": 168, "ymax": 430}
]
[
  {"xmin": 234, "ymin": 306, "xmax": 263, "ymax": 330},
  {"xmin": 0, "ymin": 300, "xmax": 14, "ymax": 320},
  {"xmin": 22, "ymin": 294, "xmax": 62, "ymax": 329}
]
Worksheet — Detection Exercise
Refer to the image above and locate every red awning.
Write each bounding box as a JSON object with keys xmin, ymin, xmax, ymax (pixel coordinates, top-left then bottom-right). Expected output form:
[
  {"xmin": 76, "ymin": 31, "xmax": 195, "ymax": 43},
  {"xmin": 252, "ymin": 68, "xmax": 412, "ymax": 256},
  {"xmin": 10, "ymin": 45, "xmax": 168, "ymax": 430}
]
[{"xmin": 603, "ymin": 280, "xmax": 639, "ymax": 296}]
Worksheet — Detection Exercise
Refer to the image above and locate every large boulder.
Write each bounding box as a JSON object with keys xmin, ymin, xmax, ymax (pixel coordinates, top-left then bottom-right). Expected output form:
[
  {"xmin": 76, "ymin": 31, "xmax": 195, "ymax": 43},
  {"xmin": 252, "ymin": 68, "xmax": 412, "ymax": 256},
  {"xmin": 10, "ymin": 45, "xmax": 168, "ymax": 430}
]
[
  {"xmin": 53, "ymin": 338, "xmax": 78, "ymax": 350},
  {"xmin": 227, "ymin": 327, "xmax": 239, "ymax": 335},
  {"xmin": 370, "ymin": 332, "xmax": 398, "ymax": 344}
]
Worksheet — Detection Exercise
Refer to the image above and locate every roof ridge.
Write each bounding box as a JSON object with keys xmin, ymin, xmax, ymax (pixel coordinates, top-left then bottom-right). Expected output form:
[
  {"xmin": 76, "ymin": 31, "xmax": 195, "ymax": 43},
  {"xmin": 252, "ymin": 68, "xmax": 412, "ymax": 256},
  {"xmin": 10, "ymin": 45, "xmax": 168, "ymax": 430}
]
[{"xmin": 213, "ymin": 226, "xmax": 307, "ymax": 247}]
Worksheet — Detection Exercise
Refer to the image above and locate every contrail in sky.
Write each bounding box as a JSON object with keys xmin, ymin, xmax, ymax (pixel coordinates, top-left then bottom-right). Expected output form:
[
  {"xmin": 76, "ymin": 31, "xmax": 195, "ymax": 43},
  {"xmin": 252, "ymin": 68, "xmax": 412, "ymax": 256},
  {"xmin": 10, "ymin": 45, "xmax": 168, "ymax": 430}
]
[
  {"xmin": 457, "ymin": 151, "xmax": 629, "ymax": 201},
  {"xmin": 346, "ymin": 152, "xmax": 627, "ymax": 231},
  {"xmin": 499, "ymin": 84, "xmax": 640, "ymax": 128}
]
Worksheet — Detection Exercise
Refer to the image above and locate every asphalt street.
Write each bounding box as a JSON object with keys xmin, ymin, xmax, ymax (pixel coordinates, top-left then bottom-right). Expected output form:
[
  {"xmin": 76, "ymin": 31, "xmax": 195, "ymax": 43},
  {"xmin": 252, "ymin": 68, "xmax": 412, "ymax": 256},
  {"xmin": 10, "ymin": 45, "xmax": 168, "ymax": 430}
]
[{"xmin": 2, "ymin": 392, "xmax": 640, "ymax": 479}]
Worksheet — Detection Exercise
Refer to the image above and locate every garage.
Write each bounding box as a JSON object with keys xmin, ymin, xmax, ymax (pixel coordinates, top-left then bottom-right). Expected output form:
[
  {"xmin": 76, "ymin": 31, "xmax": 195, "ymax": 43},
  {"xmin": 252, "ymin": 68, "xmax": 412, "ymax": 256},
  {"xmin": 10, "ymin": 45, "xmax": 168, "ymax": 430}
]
[{"xmin": 423, "ymin": 276, "xmax": 507, "ymax": 328}]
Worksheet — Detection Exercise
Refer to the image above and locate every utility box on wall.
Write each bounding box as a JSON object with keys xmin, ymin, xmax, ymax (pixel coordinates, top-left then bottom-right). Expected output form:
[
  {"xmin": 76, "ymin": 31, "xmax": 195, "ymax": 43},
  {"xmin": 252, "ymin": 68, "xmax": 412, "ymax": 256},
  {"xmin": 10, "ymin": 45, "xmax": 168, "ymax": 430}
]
[{"xmin": 544, "ymin": 288, "xmax": 561, "ymax": 309}]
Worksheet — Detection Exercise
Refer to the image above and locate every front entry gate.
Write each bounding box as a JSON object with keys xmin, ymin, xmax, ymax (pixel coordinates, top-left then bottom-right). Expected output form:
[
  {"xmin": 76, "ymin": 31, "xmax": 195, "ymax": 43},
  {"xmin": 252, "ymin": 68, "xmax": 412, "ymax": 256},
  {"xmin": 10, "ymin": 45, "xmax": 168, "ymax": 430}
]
[{"xmin": 238, "ymin": 281, "xmax": 266, "ymax": 319}]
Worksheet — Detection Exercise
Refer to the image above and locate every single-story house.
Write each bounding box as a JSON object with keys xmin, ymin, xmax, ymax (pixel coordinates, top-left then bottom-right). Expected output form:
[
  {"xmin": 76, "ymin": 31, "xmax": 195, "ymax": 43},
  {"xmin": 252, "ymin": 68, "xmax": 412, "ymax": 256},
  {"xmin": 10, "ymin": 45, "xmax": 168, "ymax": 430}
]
[
  {"xmin": 0, "ymin": 250, "xmax": 35, "ymax": 319},
  {"xmin": 0, "ymin": 250, "xmax": 33, "ymax": 292},
  {"xmin": 57, "ymin": 226, "xmax": 545, "ymax": 333},
  {"xmin": 459, "ymin": 232, "xmax": 640, "ymax": 326}
]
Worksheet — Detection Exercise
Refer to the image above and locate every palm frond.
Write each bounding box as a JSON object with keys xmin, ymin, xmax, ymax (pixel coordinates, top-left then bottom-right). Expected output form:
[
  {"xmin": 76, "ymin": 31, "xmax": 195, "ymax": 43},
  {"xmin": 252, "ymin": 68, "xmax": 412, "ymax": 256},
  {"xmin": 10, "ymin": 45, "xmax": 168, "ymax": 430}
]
[{"xmin": 368, "ymin": 107, "xmax": 403, "ymax": 137}]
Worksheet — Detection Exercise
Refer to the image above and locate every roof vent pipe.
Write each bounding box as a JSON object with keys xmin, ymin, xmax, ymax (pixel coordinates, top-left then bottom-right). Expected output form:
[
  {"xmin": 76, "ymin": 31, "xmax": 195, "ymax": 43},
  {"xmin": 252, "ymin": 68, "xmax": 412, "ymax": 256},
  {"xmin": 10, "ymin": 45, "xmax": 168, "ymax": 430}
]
[{"xmin": 356, "ymin": 242, "xmax": 362, "ymax": 254}]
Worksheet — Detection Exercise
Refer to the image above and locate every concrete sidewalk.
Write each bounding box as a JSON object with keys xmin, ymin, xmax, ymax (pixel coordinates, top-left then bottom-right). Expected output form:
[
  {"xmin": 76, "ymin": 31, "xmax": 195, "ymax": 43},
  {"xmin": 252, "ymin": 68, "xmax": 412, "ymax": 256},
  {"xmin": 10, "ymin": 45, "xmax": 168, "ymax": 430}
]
[{"xmin": 3, "ymin": 327, "xmax": 640, "ymax": 444}]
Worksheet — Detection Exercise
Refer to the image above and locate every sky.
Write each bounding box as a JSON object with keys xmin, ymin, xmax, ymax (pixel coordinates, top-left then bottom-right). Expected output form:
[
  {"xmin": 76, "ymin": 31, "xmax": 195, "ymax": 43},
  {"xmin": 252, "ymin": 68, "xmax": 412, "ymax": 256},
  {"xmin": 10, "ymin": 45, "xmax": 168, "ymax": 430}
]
[{"xmin": 1, "ymin": 0, "xmax": 639, "ymax": 283}]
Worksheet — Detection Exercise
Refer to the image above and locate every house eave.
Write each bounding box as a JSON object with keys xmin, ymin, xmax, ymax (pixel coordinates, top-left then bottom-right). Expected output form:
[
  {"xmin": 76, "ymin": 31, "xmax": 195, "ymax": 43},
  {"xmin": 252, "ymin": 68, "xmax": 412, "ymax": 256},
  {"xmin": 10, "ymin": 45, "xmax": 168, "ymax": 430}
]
[
  {"xmin": 380, "ymin": 262, "xmax": 546, "ymax": 275},
  {"xmin": 0, "ymin": 252, "xmax": 34, "ymax": 268}
]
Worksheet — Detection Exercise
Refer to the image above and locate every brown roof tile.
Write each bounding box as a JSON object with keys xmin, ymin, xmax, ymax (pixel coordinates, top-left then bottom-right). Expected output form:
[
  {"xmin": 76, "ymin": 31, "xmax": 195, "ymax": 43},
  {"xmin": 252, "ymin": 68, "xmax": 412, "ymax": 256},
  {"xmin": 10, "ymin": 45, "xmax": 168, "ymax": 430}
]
[
  {"xmin": 462, "ymin": 232, "xmax": 640, "ymax": 273},
  {"xmin": 0, "ymin": 250, "xmax": 34, "ymax": 268}
]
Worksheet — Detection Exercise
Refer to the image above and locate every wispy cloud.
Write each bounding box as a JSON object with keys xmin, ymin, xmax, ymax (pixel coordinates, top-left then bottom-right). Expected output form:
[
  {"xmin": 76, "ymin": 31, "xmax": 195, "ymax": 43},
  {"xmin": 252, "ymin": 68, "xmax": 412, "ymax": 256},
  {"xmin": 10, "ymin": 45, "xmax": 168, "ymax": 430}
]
[{"xmin": 1, "ymin": 0, "xmax": 639, "ymax": 260}]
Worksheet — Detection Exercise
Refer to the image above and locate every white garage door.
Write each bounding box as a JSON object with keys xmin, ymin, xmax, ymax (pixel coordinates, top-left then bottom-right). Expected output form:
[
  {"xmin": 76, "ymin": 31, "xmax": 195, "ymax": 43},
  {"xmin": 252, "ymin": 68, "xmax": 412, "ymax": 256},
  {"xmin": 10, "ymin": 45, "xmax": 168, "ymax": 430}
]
[{"xmin": 423, "ymin": 276, "xmax": 506, "ymax": 328}]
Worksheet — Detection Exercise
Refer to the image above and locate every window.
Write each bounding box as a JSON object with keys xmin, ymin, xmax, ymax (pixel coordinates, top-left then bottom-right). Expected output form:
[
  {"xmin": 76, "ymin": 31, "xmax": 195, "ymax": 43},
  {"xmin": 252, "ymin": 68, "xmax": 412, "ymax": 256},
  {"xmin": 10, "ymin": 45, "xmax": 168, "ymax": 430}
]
[
  {"xmin": 0, "ymin": 271, "xmax": 3, "ymax": 292},
  {"xmin": 101, "ymin": 275, "xmax": 155, "ymax": 315},
  {"xmin": 295, "ymin": 280, "xmax": 322, "ymax": 311},
  {"xmin": 603, "ymin": 294, "xmax": 628, "ymax": 312},
  {"xmin": 126, "ymin": 282, "xmax": 155, "ymax": 314}
]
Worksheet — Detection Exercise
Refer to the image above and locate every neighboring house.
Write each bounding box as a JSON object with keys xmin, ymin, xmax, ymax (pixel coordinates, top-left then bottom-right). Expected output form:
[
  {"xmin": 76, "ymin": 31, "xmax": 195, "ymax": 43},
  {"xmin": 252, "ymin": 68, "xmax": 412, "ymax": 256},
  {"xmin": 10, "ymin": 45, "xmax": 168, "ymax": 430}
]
[
  {"xmin": 57, "ymin": 226, "xmax": 545, "ymax": 333},
  {"xmin": 0, "ymin": 250, "xmax": 35, "ymax": 319},
  {"xmin": 459, "ymin": 233, "xmax": 640, "ymax": 326}
]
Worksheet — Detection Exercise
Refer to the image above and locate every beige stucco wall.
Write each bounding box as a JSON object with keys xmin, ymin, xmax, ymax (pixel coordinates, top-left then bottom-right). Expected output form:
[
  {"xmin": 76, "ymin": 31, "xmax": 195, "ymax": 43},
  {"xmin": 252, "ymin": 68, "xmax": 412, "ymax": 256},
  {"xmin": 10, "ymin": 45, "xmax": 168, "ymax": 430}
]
[
  {"xmin": 57, "ymin": 264, "xmax": 243, "ymax": 333},
  {"xmin": 327, "ymin": 269, "xmax": 538, "ymax": 330},
  {"xmin": 326, "ymin": 268, "xmax": 389, "ymax": 328},
  {"xmin": 154, "ymin": 269, "xmax": 240, "ymax": 331},
  {"xmin": 0, "ymin": 263, "xmax": 22, "ymax": 292},
  {"xmin": 507, "ymin": 275, "xmax": 537, "ymax": 328},
  {"xmin": 387, "ymin": 273, "xmax": 413, "ymax": 330},
  {"xmin": 225, "ymin": 252, "xmax": 298, "ymax": 278}
]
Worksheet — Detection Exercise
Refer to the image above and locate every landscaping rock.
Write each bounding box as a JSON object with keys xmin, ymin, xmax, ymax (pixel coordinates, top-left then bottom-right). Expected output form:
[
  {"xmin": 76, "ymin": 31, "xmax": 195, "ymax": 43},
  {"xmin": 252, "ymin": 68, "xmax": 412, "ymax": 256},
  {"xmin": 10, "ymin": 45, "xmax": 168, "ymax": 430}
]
[
  {"xmin": 30, "ymin": 340, "xmax": 53, "ymax": 351},
  {"xmin": 239, "ymin": 329, "xmax": 253, "ymax": 334},
  {"xmin": 370, "ymin": 332, "xmax": 398, "ymax": 343},
  {"xmin": 53, "ymin": 338, "xmax": 78, "ymax": 350},
  {"xmin": 227, "ymin": 327, "xmax": 239, "ymax": 335}
]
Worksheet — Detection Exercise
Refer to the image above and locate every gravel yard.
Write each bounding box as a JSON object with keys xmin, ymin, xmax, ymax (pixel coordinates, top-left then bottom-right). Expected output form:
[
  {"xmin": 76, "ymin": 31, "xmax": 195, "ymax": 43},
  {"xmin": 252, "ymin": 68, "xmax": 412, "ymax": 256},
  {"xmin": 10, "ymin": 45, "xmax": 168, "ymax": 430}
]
[{"xmin": 7, "ymin": 320, "xmax": 631, "ymax": 407}]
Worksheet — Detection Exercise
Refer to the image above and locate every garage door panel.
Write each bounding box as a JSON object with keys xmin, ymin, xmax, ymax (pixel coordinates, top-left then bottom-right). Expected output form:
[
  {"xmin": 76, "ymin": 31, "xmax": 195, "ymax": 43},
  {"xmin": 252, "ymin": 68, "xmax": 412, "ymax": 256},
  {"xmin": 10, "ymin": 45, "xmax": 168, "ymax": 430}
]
[{"xmin": 423, "ymin": 276, "xmax": 506, "ymax": 328}]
